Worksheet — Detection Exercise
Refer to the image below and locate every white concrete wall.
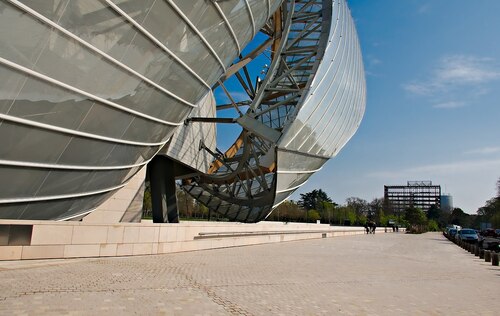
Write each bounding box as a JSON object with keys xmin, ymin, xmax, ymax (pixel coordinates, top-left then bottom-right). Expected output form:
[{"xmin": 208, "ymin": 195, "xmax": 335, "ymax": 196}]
[
  {"xmin": 0, "ymin": 220, "xmax": 401, "ymax": 261},
  {"xmin": 82, "ymin": 167, "xmax": 147, "ymax": 223}
]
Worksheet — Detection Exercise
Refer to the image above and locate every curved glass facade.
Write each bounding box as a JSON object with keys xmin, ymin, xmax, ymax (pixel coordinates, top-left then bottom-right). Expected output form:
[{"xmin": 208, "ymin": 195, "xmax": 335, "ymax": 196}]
[
  {"xmin": 0, "ymin": 0, "xmax": 282, "ymax": 220},
  {"xmin": 0, "ymin": 0, "xmax": 364, "ymax": 222},
  {"xmin": 274, "ymin": 0, "xmax": 366, "ymax": 207}
]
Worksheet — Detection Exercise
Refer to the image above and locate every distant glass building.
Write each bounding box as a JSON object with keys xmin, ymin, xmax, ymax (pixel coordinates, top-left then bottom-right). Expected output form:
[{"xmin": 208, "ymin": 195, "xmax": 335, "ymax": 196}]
[
  {"xmin": 0, "ymin": 0, "xmax": 365, "ymax": 223},
  {"xmin": 384, "ymin": 181, "xmax": 441, "ymax": 215},
  {"xmin": 440, "ymin": 194, "xmax": 453, "ymax": 213}
]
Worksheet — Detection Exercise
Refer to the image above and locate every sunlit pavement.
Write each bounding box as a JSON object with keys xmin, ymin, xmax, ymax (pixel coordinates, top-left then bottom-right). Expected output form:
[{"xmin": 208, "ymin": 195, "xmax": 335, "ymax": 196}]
[{"xmin": 1, "ymin": 232, "xmax": 498, "ymax": 315}]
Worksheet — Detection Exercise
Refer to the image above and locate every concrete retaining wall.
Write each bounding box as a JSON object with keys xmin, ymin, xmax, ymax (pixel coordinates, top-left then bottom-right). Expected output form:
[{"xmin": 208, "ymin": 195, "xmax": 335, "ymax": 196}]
[{"xmin": 0, "ymin": 220, "xmax": 398, "ymax": 261}]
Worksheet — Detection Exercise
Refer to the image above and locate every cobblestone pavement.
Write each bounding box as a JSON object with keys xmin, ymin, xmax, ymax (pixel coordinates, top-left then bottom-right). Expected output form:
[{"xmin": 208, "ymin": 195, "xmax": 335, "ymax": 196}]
[{"xmin": 1, "ymin": 232, "xmax": 499, "ymax": 315}]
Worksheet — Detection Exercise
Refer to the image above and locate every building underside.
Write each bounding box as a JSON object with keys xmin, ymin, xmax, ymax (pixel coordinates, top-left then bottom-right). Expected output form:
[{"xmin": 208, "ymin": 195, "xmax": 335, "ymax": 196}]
[{"xmin": 0, "ymin": 0, "xmax": 365, "ymax": 223}]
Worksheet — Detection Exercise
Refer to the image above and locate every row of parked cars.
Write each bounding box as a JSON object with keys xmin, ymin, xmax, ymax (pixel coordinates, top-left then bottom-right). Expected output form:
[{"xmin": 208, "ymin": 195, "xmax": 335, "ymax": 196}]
[{"xmin": 444, "ymin": 227, "xmax": 500, "ymax": 252}]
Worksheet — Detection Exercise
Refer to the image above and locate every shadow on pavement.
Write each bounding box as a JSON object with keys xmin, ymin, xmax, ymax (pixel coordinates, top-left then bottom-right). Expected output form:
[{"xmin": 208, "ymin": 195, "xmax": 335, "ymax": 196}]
[{"xmin": 430, "ymin": 238, "xmax": 452, "ymax": 243}]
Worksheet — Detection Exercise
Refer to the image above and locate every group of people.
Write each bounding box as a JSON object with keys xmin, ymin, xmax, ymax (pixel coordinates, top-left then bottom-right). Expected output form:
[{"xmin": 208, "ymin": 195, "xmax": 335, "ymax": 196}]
[{"xmin": 364, "ymin": 221, "xmax": 377, "ymax": 234}]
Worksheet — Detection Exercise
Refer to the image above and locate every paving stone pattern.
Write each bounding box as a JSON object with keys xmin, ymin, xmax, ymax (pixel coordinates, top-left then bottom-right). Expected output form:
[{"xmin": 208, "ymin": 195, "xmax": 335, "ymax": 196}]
[{"xmin": 0, "ymin": 232, "xmax": 499, "ymax": 315}]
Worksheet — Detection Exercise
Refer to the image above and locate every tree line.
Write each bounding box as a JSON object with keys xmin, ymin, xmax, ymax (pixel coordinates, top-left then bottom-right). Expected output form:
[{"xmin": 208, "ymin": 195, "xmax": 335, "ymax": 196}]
[
  {"xmin": 142, "ymin": 178, "xmax": 500, "ymax": 231},
  {"xmin": 267, "ymin": 178, "xmax": 500, "ymax": 233},
  {"xmin": 266, "ymin": 189, "xmax": 397, "ymax": 227}
]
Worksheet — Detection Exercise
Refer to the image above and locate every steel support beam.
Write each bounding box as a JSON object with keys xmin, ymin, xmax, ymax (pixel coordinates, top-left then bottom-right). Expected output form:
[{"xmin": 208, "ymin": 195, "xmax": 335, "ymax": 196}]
[{"xmin": 148, "ymin": 156, "xmax": 179, "ymax": 223}]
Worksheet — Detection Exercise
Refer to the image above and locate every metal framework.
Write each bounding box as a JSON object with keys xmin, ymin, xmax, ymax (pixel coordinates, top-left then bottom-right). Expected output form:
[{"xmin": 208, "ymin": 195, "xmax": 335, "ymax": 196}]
[
  {"xmin": 181, "ymin": 1, "xmax": 329, "ymax": 222},
  {"xmin": 384, "ymin": 181, "xmax": 442, "ymax": 215}
]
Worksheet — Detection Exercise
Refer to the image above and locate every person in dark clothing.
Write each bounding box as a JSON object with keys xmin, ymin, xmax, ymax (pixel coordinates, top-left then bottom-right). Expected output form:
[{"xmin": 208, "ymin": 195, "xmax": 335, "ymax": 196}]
[{"xmin": 364, "ymin": 223, "xmax": 370, "ymax": 234}]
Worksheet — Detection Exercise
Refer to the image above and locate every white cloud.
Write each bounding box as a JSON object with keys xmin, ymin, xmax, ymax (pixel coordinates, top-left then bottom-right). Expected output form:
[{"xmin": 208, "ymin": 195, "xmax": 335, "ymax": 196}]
[
  {"xmin": 433, "ymin": 101, "xmax": 466, "ymax": 109},
  {"xmin": 464, "ymin": 146, "xmax": 500, "ymax": 155},
  {"xmin": 365, "ymin": 55, "xmax": 382, "ymax": 77},
  {"xmin": 368, "ymin": 56, "xmax": 381, "ymax": 66},
  {"xmin": 403, "ymin": 55, "xmax": 500, "ymax": 96},
  {"xmin": 367, "ymin": 158, "xmax": 500, "ymax": 179},
  {"xmin": 402, "ymin": 83, "xmax": 432, "ymax": 95},
  {"xmin": 365, "ymin": 70, "xmax": 376, "ymax": 77},
  {"xmin": 436, "ymin": 55, "xmax": 500, "ymax": 84},
  {"xmin": 417, "ymin": 4, "xmax": 431, "ymax": 14}
]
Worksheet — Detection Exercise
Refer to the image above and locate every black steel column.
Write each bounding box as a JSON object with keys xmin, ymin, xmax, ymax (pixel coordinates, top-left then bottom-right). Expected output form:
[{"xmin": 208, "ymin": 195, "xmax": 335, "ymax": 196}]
[{"xmin": 149, "ymin": 156, "xmax": 179, "ymax": 223}]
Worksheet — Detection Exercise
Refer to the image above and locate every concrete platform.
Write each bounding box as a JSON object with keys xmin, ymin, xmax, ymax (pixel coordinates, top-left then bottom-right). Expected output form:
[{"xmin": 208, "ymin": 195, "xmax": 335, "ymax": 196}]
[
  {"xmin": 0, "ymin": 232, "xmax": 498, "ymax": 315},
  {"xmin": 0, "ymin": 220, "xmax": 370, "ymax": 260}
]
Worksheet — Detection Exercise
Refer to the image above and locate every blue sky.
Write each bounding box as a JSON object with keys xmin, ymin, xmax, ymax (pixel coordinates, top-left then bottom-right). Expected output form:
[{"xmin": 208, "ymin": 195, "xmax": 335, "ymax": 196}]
[
  {"xmin": 291, "ymin": 0, "xmax": 500, "ymax": 213},
  {"xmin": 216, "ymin": 1, "xmax": 500, "ymax": 213}
]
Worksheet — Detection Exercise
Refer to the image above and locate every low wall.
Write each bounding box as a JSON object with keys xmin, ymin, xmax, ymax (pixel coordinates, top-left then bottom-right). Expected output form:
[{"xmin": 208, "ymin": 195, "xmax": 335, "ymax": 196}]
[{"xmin": 0, "ymin": 220, "xmax": 397, "ymax": 261}]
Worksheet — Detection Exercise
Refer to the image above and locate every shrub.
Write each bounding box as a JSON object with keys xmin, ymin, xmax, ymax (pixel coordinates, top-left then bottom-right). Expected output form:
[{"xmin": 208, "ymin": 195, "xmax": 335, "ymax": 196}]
[{"xmin": 427, "ymin": 220, "xmax": 439, "ymax": 232}]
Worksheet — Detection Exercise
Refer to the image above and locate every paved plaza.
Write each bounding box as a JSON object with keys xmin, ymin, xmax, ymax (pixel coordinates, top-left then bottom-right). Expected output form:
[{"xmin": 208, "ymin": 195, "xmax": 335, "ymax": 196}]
[{"xmin": 0, "ymin": 232, "xmax": 499, "ymax": 315}]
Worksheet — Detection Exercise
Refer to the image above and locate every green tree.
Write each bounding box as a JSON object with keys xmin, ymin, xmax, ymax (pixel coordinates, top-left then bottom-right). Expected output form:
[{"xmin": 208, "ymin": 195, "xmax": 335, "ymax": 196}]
[
  {"xmin": 491, "ymin": 212, "xmax": 500, "ymax": 227},
  {"xmin": 427, "ymin": 204, "xmax": 446, "ymax": 228},
  {"xmin": 346, "ymin": 197, "xmax": 369, "ymax": 219},
  {"xmin": 383, "ymin": 198, "xmax": 396, "ymax": 217},
  {"xmin": 335, "ymin": 206, "xmax": 356, "ymax": 225},
  {"xmin": 199, "ymin": 204, "xmax": 209, "ymax": 219},
  {"xmin": 331, "ymin": 204, "xmax": 345, "ymax": 224},
  {"xmin": 380, "ymin": 214, "xmax": 398, "ymax": 227},
  {"xmin": 319, "ymin": 201, "xmax": 337, "ymax": 224},
  {"xmin": 307, "ymin": 210, "xmax": 321, "ymax": 222},
  {"xmin": 427, "ymin": 204, "xmax": 440, "ymax": 221},
  {"xmin": 497, "ymin": 177, "xmax": 500, "ymax": 197},
  {"xmin": 450, "ymin": 208, "xmax": 471, "ymax": 227},
  {"xmin": 345, "ymin": 197, "xmax": 372, "ymax": 225},
  {"xmin": 142, "ymin": 182, "xmax": 152, "ymax": 219},
  {"xmin": 404, "ymin": 207, "xmax": 428, "ymax": 233},
  {"xmin": 427, "ymin": 220, "xmax": 439, "ymax": 231},
  {"xmin": 177, "ymin": 189, "xmax": 195, "ymax": 218},
  {"xmin": 404, "ymin": 207, "xmax": 427, "ymax": 226},
  {"xmin": 346, "ymin": 208, "xmax": 357, "ymax": 225},
  {"xmin": 267, "ymin": 200, "xmax": 303, "ymax": 222},
  {"xmin": 478, "ymin": 176, "xmax": 500, "ymax": 226},
  {"xmin": 298, "ymin": 189, "xmax": 332, "ymax": 210},
  {"xmin": 475, "ymin": 177, "xmax": 500, "ymax": 226},
  {"xmin": 369, "ymin": 198, "xmax": 385, "ymax": 223},
  {"xmin": 357, "ymin": 214, "xmax": 368, "ymax": 226}
]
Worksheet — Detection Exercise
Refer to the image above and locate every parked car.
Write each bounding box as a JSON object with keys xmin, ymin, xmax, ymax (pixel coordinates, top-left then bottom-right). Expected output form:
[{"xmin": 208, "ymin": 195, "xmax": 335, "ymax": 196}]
[
  {"xmin": 480, "ymin": 228, "xmax": 497, "ymax": 237},
  {"xmin": 456, "ymin": 228, "xmax": 478, "ymax": 243},
  {"xmin": 444, "ymin": 227, "xmax": 453, "ymax": 237},
  {"xmin": 448, "ymin": 228, "xmax": 458, "ymax": 239},
  {"xmin": 478, "ymin": 237, "xmax": 500, "ymax": 252}
]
